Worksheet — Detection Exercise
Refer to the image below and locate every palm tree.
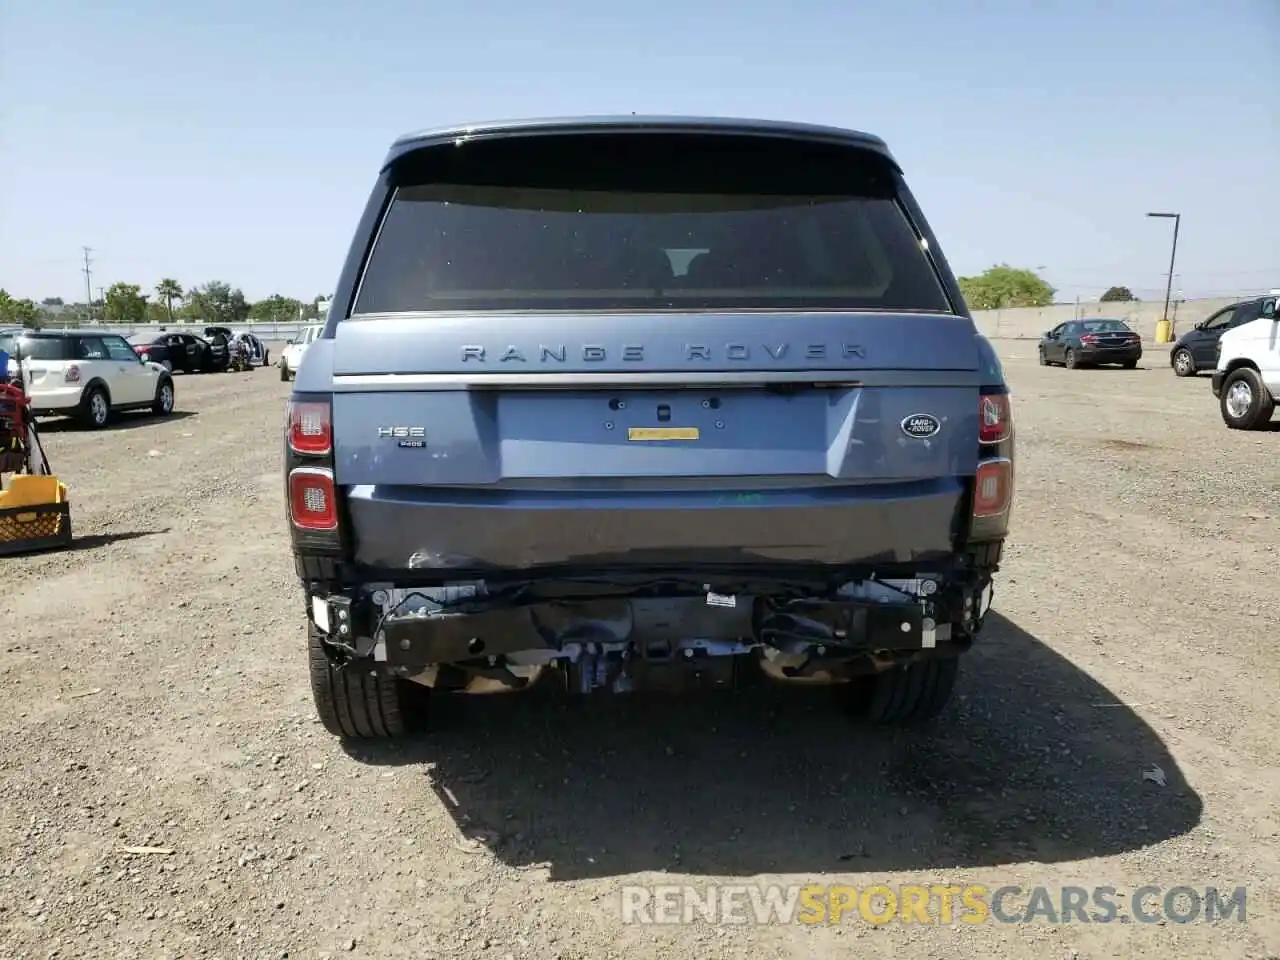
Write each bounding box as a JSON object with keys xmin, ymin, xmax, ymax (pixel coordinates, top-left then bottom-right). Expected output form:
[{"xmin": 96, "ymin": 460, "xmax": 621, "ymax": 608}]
[{"xmin": 155, "ymin": 278, "xmax": 183, "ymax": 324}]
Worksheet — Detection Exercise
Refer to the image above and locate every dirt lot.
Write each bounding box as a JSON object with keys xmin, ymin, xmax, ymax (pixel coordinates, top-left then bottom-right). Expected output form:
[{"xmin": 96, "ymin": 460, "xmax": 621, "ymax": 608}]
[{"xmin": 2, "ymin": 345, "xmax": 1279, "ymax": 960}]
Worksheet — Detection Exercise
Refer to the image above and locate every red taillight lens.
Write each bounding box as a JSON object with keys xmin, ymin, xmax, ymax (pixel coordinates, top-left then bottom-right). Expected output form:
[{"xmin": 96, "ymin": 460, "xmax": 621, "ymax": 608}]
[
  {"xmin": 64, "ymin": 364, "xmax": 81, "ymax": 383},
  {"xmin": 979, "ymin": 393, "xmax": 1011, "ymax": 445},
  {"xmin": 1079, "ymin": 334, "xmax": 1098, "ymax": 345},
  {"xmin": 973, "ymin": 459, "xmax": 1013, "ymax": 517},
  {"xmin": 288, "ymin": 400, "xmax": 331, "ymax": 456},
  {"xmin": 288, "ymin": 467, "xmax": 338, "ymax": 530}
]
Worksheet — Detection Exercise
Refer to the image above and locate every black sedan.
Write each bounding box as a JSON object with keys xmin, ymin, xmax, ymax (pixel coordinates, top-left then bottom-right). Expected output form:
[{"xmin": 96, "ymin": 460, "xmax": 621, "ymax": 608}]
[
  {"xmin": 128, "ymin": 332, "xmax": 229, "ymax": 373},
  {"xmin": 1039, "ymin": 318, "xmax": 1142, "ymax": 370}
]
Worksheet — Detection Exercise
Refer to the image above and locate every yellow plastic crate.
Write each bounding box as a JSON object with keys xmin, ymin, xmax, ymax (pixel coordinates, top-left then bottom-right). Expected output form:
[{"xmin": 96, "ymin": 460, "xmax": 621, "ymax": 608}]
[{"xmin": 0, "ymin": 475, "xmax": 73, "ymax": 555}]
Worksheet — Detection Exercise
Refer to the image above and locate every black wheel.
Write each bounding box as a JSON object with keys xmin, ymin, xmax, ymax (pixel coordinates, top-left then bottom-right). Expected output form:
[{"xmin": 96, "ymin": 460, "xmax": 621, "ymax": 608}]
[
  {"xmin": 79, "ymin": 386, "xmax": 111, "ymax": 430},
  {"xmin": 1121, "ymin": 360, "xmax": 1138, "ymax": 370},
  {"xmin": 1038, "ymin": 347, "xmax": 1049, "ymax": 366},
  {"xmin": 1064, "ymin": 348, "xmax": 1079, "ymax": 369},
  {"xmin": 262, "ymin": 350, "xmax": 270, "ymax": 367},
  {"xmin": 279, "ymin": 361, "xmax": 290, "ymax": 382},
  {"xmin": 1172, "ymin": 348, "xmax": 1196, "ymax": 378},
  {"xmin": 839, "ymin": 656, "xmax": 959, "ymax": 726},
  {"xmin": 1219, "ymin": 367, "xmax": 1276, "ymax": 431},
  {"xmin": 308, "ymin": 624, "xmax": 422, "ymax": 739},
  {"xmin": 152, "ymin": 377, "xmax": 175, "ymax": 416}
]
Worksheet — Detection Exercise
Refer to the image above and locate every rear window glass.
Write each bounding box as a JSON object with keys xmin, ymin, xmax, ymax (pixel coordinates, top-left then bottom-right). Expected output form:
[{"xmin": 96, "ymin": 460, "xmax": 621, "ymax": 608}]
[
  {"xmin": 8, "ymin": 336, "xmax": 70, "ymax": 360},
  {"xmin": 353, "ymin": 134, "xmax": 951, "ymax": 315},
  {"xmin": 1080, "ymin": 320, "xmax": 1132, "ymax": 333}
]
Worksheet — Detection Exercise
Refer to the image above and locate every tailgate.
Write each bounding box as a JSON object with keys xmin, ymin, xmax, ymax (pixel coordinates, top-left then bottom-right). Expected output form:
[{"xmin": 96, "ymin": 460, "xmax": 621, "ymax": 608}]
[{"xmin": 329, "ymin": 312, "xmax": 984, "ymax": 487}]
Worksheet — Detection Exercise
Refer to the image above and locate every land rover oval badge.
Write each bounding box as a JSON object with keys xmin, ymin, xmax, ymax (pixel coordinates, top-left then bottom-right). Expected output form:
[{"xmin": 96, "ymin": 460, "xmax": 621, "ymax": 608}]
[{"xmin": 901, "ymin": 413, "xmax": 941, "ymax": 439}]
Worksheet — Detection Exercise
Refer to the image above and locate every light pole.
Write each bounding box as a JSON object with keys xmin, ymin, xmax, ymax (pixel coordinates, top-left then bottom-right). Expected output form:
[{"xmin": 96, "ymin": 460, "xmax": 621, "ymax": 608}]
[{"xmin": 1147, "ymin": 211, "xmax": 1180, "ymax": 342}]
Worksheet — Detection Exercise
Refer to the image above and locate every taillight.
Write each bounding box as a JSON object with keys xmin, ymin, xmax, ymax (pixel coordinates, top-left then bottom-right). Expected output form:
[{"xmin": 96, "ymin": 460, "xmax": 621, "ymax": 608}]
[
  {"xmin": 1079, "ymin": 334, "xmax": 1099, "ymax": 345},
  {"xmin": 288, "ymin": 467, "xmax": 338, "ymax": 530},
  {"xmin": 979, "ymin": 393, "xmax": 1011, "ymax": 445},
  {"xmin": 973, "ymin": 458, "xmax": 1013, "ymax": 517},
  {"xmin": 64, "ymin": 364, "xmax": 81, "ymax": 383},
  {"xmin": 288, "ymin": 400, "xmax": 331, "ymax": 456}
]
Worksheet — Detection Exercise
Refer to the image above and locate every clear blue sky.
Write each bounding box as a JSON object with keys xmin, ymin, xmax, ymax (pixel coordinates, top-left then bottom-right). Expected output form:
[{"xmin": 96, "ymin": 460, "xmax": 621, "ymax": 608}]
[{"xmin": 2, "ymin": 0, "xmax": 1276, "ymax": 305}]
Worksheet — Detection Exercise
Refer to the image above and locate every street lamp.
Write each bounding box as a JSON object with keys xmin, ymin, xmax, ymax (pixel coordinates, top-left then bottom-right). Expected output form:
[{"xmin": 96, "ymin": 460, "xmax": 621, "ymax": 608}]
[{"xmin": 1147, "ymin": 212, "xmax": 1181, "ymax": 341}]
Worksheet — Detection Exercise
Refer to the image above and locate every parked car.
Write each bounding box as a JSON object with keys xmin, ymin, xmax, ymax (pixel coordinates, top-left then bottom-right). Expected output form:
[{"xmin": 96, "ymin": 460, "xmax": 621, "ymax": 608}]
[
  {"xmin": 287, "ymin": 115, "xmax": 1016, "ymax": 741},
  {"xmin": 128, "ymin": 332, "xmax": 226, "ymax": 373},
  {"xmin": 127, "ymin": 332, "xmax": 220, "ymax": 373},
  {"xmin": 202, "ymin": 327, "xmax": 270, "ymax": 369},
  {"xmin": 1039, "ymin": 318, "xmax": 1142, "ymax": 369},
  {"xmin": 236, "ymin": 332, "xmax": 270, "ymax": 367},
  {"xmin": 1211, "ymin": 292, "xmax": 1279, "ymax": 430},
  {"xmin": 1, "ymin": 330, "xmax": 175, "ymax": 428},
  {"xmin": 1170, "ymin": 296, "xmax": 1273, "ymax": 378},
  {"xmin": 200, "ymin": 327, "xmax": 238, "ymax": 367},
  {"xmin": 279, "ymin": 323, "xmax": 321, "ymax": 381}
]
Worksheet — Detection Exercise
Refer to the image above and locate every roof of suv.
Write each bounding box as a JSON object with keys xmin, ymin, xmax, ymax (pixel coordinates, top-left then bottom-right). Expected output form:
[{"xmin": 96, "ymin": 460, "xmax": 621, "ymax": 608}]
[{"xmin": 385, "ymin": 115, "xmax": 897, "ymax": 170}]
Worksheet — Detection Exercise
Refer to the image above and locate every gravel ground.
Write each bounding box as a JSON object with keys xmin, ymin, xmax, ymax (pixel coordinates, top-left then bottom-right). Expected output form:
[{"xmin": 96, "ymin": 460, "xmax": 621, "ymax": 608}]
[{"xmin": 2, "ymin": 346, "xmax": 1278, "ymax": 960}]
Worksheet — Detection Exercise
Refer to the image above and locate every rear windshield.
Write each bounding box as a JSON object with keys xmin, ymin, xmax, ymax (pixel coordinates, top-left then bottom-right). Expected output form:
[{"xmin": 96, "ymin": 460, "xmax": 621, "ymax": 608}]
[
  {"xmin": 6, "ymin": 336, "xmax": 70, "ymax": 360},
  {"xmin": 353, "ymin": 134, "xmax": 952, "ymax": 315},
  {"xmin": 1080, "ymin": 320, "xmax": 1132, "ymax": 333}
]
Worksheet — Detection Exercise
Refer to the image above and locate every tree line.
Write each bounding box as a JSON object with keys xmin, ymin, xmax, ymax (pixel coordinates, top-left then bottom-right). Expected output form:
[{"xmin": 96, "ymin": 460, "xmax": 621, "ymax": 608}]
[
  {"xmin": 2, "ymin": 266, "xmax": 1140, "ymax": 328},
  {"xmin": 0, "ymin": 281, "xmax": 331, "ymax": 329}
]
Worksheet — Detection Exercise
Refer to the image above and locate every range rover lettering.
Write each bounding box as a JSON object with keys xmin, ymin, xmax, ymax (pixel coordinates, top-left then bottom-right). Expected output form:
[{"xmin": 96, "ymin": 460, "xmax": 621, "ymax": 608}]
[{"xmin": 284, "ymin": 115, "xmax": 1016, "ymax": 740}]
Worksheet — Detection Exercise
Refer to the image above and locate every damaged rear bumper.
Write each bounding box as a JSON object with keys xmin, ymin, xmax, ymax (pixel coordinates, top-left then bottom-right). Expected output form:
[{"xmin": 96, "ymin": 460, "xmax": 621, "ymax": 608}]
[{"xmin": 309, "ymin": 574, "xmax": 988, "ymax": 694}]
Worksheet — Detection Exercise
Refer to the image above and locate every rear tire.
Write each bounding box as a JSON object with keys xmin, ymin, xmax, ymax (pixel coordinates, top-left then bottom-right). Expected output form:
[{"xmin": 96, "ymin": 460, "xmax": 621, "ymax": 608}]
[
  {"xmin": 840, "ymin": 656, "xmax": 959, "ymax": 726},
  {"xmin": 1121, "ymin": 360, "xmax": 1137, "ymax": 369},
  {"xmin": 308, "ymin": 624, "xmax": 419, "ymax": 739},
  {"xmin": 1064, "ymin": 348, "xmax": 1079, "ymax": 369},
  {"xmin": 1219, "ymin": 367, "xmax": 1276, "ymax": 431},
  {"xmin": 280, "ymin": 362, "xmax": 290, "ymax": 382},
  {"xmin": 79, "ymin": 386, "xmax": 111, "ymax": 430}
]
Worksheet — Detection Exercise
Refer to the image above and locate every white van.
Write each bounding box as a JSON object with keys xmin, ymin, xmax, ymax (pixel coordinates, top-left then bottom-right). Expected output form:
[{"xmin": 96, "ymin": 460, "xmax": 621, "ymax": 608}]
[{"xmin": 1212, "ymin": 291, "xmax": 1279, "ymax": 430}]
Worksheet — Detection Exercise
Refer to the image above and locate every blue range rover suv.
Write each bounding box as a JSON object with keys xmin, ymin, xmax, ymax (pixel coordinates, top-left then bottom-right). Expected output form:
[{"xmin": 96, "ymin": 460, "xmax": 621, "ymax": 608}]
[{"xmin": 285, "ymin": 116, "xmax": 1015, "ymax": 740}]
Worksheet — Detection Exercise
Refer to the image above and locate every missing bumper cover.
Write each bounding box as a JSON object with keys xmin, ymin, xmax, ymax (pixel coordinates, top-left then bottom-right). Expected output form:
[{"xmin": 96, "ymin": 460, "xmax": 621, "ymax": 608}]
[{"xmin": 376, "ymin": 591, "xmax": 935, "ymax": 671}]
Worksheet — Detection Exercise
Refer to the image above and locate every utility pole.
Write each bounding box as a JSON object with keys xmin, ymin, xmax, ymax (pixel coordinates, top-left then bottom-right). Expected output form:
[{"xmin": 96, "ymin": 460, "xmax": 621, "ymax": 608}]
[
  {"xmin": 81, "ymin": 247, "xmax": 94, "ymax": 322},
  {"xmin": 1146, "ymin": 212, "xmax": 1181, "ymax": 342},
  {"xmin": 97, "ymin": 287, "xmax": 105, "ymax": 324}
]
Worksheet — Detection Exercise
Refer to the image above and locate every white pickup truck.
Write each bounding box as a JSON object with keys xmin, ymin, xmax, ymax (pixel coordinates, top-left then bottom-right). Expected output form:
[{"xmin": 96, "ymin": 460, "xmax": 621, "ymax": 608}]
[
  {"xmin": 279, "ymin": 323, "xmax": 322, "ymax": 382},
  {"xmin": 1212, "ymin": 290, "xmax": 1280, "ymax": 430}
]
